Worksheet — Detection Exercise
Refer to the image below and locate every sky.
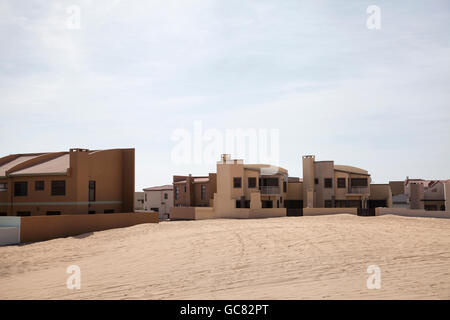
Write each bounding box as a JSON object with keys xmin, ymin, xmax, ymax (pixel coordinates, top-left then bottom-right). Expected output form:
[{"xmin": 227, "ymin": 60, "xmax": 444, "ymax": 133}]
[{"xmin": 0, "ymin": 0, "xmax": 449, "ymax": 191}]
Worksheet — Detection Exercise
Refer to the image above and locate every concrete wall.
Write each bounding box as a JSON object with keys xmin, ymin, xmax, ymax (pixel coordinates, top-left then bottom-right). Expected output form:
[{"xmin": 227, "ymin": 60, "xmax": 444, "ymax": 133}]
[
  {"xmin": 303, "ymin": 208, "xmax": 358, "ymax": 216},
  {"xmin": 170, "ymin": 206, "xmax": 196, "ymax": 220},
  {"xmin": 19, "ymin": 212, "xmax": 158, "ymax": 243},
  {"xmin": 376, "ymin": 208, "xmax": 450, "ymax": 219}
]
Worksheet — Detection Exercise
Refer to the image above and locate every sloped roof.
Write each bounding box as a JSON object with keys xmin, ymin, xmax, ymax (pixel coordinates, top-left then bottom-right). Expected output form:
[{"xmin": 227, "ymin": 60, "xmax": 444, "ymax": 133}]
[
  {"xmin": 0, "ymin": 155, "xmax": 41, "ymax": 177},
  {"xmin": 9, "ymin": 154, "xmax": 70, "ymax": 176},
  {"xmin": 143, "ymin": 184, "xmax": 173, "ymax": 191},
  {"xmin": 334, "ymin": 165, "xmax": 369, "ymax": 175}
]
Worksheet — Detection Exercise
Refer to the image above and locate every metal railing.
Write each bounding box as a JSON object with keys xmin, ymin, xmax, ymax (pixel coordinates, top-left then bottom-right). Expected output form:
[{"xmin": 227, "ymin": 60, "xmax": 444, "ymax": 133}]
[{"xmin": 260, "ymin": 186, "xmax": 281, "ymax": 195}]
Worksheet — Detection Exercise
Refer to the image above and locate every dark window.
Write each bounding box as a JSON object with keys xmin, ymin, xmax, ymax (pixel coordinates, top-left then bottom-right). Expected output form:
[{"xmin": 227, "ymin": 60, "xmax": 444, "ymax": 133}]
[
  {"xmin": 283, "ymin": 181, "xmax": 287, "ymax": 193},
  {"xmin": 0, "ymin": 183, "xmax": 8, "ymax": 192},
  {"xmin": 248, "ymin": 177, "xmax": 256, "ymax": 188},
  {"xmin": 46, "ymin": 211, "xmax": 61, "ymax": 216},
  {"xmin": 201, "ymin": 185, "xmax": 206, "ymax": 200},
  {"xmin": 164, "ymin": 193, "xmax": 168, "ymax": 200},
  {"xmin": 51, "ymin": 180, "xmax": 66, "ymax": 196},
  {"xmin": 14, "ymin": 182, "xmax": 27, "ymax": 196},
  {"xmin": 337, "ymin": 178, "xmax": 346, "ymax": 188},
  {"xmin": 16, "ymin": 211, "xmax": 30, "ymax": 216},
  {"xmin": 235, "ymin": 200, "xmax": 241, "ymax": 208},
  {"xmin": 280, "ymin": 197, "xmax": 283, "ymax": 203},
  {"xmin": 151, "ymin": 207, "xmax": 159, "ymax": 212},
  {"xmin": 277, "ymin": 200, "xmax": 280, "ymax": 208},
  {"xmin": 324, "ymin": 178, "xmax": 333, "ymax": 188},
  {"xmin": 244, "ymin": 200, "xmax": 250, "ymax": 208},
  {"xmin": 324, "ymin": 200, "xmax": 333, "ymax": 208},
  {"xmin": 35, "ymin": 181, "xmax": 44, "ymax": 191},
  {"xmin": 233, "ymin": 177, "xmax": 242, "ymax": 188},
  {"xmin": 145, "ymin": 193, "xmax": 147, "ymax": 201},
  {"xmin": 314, "ymin": 178, "xmax": 319, "ymax": 185},
  {"xmin": 0, "ymin": 212, "xmax": 7, "ymax": 216},
  {"xmin": 89, "ymin": 180, "xmax": 96, "ymax": 202},
  {"xmin": 104, "ymin": 209, "xmax": 114, "ymax": 214},
  {"xmin": 175, "ymin": 187, "xmax": 179, "ymax": 200},
  {"xmin": 184, "ymin": 186, "xmax": 186, "ymax": 192},
  {"xmin": 88, "ymin": 211, "xmax": 96, "ymax": 214},
  {"xmin": 351, "ymin": 178, "xmax": 368, "ymax": 187}
]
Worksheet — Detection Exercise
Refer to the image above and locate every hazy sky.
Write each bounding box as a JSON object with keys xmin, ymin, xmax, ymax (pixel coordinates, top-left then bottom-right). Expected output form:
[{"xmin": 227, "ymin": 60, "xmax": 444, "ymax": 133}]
[{"xmin": 0, "ymin": 0, "xmax": 449, "ymax": 191}]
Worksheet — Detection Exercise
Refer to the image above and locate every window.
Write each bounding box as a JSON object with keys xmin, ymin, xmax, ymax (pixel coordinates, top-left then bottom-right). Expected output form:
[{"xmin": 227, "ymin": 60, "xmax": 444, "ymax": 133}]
[
  {"xmin": 151, "ymin": 207, "xmax": 159, "ymax": 212},
  {"xmin": 175, "ymin": 187, "xmax": 179, "ymax": 200},
  {"xmin": 104, "ymin": 209, "xmax": 114, "ymax": 214},
  {"xmin": 14, "ymin": 182, "xmax": 27, "ymax": 196},
  {"xmin": 0, "ymin": 212, "xmax": 7, "ymax": 216},
  {"xmin": 88, "ymin": 211, "xmax": 96, "ymax": 214},
  {"xmin": 184, "ymin": 186, "xmax": 186, "ymax": 192},
  {"xmin": 46, "ymin": 211, "xmax": 61, "ymax": 216},
  {"xmin": 145, "ymin": 193, "xmax": 147, "ymax": 202},
  {"xmin": 201, "ymin": 185, "xmax": 206, "ymax": 200},
  {"xmin": 244, "ymin": 200, "xmax": 250, "ymax": 208},
  {"xmin": 35, "ymin": 181, "xmax": 44, "ymax": 191},
  {"xmin": 164, "ymin": 193, "xmax": 168, "ymax": 200},
  {"xmin": 337, "ymin": 178, "xmax": 346, "ymax": 188},
  {"xmin": 51, "ymin": 180, "xmax": 66, "ymax": 196},
  {"xmin": 248, "ymin": 177, "xmax": 256, "ymax": 188},
  {"xmin": 0, "ymin": 183, "xmax": 8, "ymax": 192},
  {"xmin": 283, "ymin": 181, "xmax": 287, "ymax": 193},
  {"xmin": 89, "ymin": 180, "xmax": 96, "ymax": 202},
  {"xmin": 324, "ymin": 200, "xmax": 333, "ymax": 208},
  {"xmin": 324, "ymin": 178, "xmax": 333, "ymax": 188},
  {"xmin": 233, "ymin": 177, "xmax": 242, "ymax": 188},
  {"xmin": 351, "ymin": 178, "xmax": 368, "ymax": 187},
  {"xmin": 314, "ymin": 178, "xmax": 319, "ymax": 185},
  {"xmin": 16, "ymin": 211, "xmax": 30, "ymax": 216},
  {"xmin": 235, "ymin": 200, "xmax": 241, "ymax": 208},
  {"xmin": 277, "ymin": 200, "xmax": 279, "ymax": 208},
  {"xmin": 261, "ymin": 200, "xmax": 273, "ymax": 208}
]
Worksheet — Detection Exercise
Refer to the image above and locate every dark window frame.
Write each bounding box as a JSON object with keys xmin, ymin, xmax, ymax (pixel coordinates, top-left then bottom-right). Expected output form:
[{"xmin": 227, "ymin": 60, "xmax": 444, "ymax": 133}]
[
  {"xmin": 324, "ymin": 178, "xmax": 333, "ymax": 188},
  {"xmin": 351, "ymin": 178, "xmax": 368, "ymax": 187},
  {"xmin": 89, "ymin": 180, "xmax": 96, "ymax": 202},
  {"xmin": 248, "ymin": 177, "xmax": 257, "ymax": 188},
  {"xmin": 14, "ymin": 181, "xmax": 28, "ymax": 197},
  {"xmin": 233, "ymin": 177, "xmax": 242, "ymax": 188},
  {"xmin": 51, "ymin": 180, "xmax": 66, "ymax": 196},
  {"xmin": 200, "ymin": 185, "xmax": 206, "ymax": 200},
  {"xmin": 337, "ymin": 178, "xmax": 346, "ymax": 188}
]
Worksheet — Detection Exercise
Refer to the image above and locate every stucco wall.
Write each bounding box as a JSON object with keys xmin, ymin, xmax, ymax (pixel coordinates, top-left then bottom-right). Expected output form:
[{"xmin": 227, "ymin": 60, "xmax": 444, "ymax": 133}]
[
  {"xmin": 19, "ymin": 212, "xmax": 158, "ymax": 243},
  {"xmin": 303, "ymin": 208, "xmax": 358, "ymax": 216},
  {"xmin": 375, "ymin": 208, "xmax": 450, "ymax": 219}
]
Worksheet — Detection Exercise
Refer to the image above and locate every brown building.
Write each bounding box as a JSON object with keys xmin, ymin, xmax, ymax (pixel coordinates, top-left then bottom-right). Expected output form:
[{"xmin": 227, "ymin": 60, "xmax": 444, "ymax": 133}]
[
  {"xmin": 173, "ymin": 173, "xmax": 217, "ymax": 207},
  {"xmin": 0, "ymin": 148, "xmax": 135, "ymax": 216}
]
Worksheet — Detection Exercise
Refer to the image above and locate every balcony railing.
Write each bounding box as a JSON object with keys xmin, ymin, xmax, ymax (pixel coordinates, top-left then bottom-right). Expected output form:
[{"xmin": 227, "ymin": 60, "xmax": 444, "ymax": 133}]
[
  {"xmin": 260, "ymin": 186, "xmax": 280, "ymax": 195},
  {"xmin": 347, "ymin": 186, "xmax": 369, "ymax": 194}
]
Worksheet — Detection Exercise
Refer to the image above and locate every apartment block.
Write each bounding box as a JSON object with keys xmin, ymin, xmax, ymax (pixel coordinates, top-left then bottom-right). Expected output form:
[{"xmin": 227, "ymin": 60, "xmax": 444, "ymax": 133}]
[{"xmin": 0, "ymin": 148, "xmax": 135, "ymax": 216}]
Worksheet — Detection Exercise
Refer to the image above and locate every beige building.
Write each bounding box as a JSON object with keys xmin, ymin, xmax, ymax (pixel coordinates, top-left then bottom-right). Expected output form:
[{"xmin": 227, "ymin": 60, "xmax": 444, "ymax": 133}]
[
  {"xmin": 170, "ymin": 154, "xmax": 393, "ymax": 219},
  {"xmin": 302, "ymin": 155, "xmax": 392, "ymax": 209},
  {"xmin": 0, "ymin": 148, "xmax": 135, "ymax": 216},
  {"xmin": 143, "ymin": 185, "xmax": 173, "ymax": 220}
]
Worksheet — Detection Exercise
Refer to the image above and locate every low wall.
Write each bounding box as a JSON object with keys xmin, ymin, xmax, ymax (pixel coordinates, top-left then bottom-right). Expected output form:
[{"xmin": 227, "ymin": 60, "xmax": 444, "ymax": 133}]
[
  {"xmin": 194, "ymin": 207, "xmax": 216, "ymax": 220},
  {"xmin": 376, "ymin": 208, "xmax": 450, "ymax": 219},
  {"xmin": 248, "ymin": 208, "xmax": 286, "ymax": 219},
  {"xmin": 303, "ymin": 208, "xmax": 358, "ymax": 216},
  {"xmin": 170, "ymin": 207, "xmax": 196, "ymax": 220},
  {"xmin": 19, "ymin": 212, "xmax": 159, "ymax": 243}
]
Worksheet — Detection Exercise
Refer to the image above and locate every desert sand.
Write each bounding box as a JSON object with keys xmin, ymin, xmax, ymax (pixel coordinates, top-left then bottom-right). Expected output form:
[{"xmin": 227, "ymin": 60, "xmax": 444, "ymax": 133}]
[{"xmin": 0, "ymin": 214, "xmax": 449, "ymax": 299}]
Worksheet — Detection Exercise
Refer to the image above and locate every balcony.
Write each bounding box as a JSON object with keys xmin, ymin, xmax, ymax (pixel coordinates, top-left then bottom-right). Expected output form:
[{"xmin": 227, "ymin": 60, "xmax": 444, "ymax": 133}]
[
  {"xmin": 260, "ymin": 186, "xmax": 281, "ymax": 195},
  {"xmin": 347, "ymin": 186, "xmax": 369, "ymax": 195}
]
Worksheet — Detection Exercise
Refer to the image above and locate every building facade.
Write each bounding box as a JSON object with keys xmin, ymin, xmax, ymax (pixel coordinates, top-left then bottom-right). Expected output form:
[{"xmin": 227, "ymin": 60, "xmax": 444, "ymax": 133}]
[
  {"xmin": 0, "ymin": 148, "xmax": 135, "ymax": 216},
  {"xmin": 301, "ymin": 155, "xmax": 392, "ymax": 209},
  {"xmin": 173, "ymin": 174, "xmax": 217, "ymax": 207},
  {"xmin": 135, "ymin": 192, "xmax": 145, "ymax": 211},
  {"xmin": 143, "ymin": 185, "xmax": 173, "ymax": 220}
]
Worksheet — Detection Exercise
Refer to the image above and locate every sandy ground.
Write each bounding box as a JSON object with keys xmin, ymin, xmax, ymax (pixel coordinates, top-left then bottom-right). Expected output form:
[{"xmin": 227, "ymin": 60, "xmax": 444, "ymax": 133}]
[{"xmin": 0, "ymin": 214, "xmax": 449, "ymax": 300}]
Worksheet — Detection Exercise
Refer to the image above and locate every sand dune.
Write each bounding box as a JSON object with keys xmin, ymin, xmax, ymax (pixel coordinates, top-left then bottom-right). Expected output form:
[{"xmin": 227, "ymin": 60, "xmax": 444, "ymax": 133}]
[{"xmin": 0, "ymin": 214, "xmax": 449, "ymax": 299}]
